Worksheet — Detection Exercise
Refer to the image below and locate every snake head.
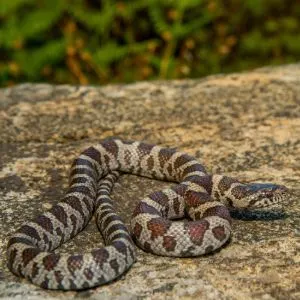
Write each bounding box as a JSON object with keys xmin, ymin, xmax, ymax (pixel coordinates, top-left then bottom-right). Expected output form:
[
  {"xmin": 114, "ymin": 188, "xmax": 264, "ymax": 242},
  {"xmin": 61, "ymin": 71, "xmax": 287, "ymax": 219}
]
[{"xmin": 244, "ymin": 183, "xmax": 289, "ymax": 209}]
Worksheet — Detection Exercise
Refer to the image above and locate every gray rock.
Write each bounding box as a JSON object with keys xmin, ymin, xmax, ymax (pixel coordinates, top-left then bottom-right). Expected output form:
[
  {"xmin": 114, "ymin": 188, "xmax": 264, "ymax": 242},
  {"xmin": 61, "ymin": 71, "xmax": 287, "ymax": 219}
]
[{"xmin": 0, "ymin": 64, "xmax": 299, "ymax": 299}]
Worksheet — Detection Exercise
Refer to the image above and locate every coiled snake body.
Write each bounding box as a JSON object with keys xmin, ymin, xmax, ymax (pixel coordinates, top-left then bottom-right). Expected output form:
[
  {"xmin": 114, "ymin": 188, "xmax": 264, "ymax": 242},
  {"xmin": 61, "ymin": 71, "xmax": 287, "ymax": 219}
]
[{"xmin": 7, "ymin": 139, "xmax": 288, "ymax": 290}]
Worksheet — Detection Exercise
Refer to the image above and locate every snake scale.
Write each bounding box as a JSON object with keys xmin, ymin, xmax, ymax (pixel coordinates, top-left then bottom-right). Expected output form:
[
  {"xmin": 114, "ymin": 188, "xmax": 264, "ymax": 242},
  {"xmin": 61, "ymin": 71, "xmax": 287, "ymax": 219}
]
[{"xmin": 7, "ymin": 138, "xmax": 288, "ymax": 290}]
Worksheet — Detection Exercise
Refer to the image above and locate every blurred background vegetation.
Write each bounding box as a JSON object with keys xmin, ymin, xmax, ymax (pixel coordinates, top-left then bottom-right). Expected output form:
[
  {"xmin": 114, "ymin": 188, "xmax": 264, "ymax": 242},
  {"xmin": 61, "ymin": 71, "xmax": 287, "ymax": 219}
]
[{"xmin": 0, "ymin": 0, "xmax": 300, "ymax": 87}]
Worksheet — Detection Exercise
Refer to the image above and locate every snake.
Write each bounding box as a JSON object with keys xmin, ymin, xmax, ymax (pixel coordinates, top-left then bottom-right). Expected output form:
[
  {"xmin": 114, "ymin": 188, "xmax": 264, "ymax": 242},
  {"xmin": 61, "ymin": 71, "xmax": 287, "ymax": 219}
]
[{"xmin": 6, "ymin": 138, "xmax": 289, "ymax": 290}]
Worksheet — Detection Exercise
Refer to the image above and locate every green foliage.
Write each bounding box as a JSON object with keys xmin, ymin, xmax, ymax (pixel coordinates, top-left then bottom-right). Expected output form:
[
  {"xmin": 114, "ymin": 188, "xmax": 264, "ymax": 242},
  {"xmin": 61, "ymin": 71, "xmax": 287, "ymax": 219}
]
[{"xmin": 0, "ymin": 0, "xmax": 299, "ymax": 86}]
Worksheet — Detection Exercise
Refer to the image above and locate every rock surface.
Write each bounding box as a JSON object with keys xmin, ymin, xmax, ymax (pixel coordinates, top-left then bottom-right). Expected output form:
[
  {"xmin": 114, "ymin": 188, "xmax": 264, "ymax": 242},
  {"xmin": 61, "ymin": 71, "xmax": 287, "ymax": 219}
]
[{"xmin": 0, "ymin": 64, "xmax": 299, "ymax": 299}]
